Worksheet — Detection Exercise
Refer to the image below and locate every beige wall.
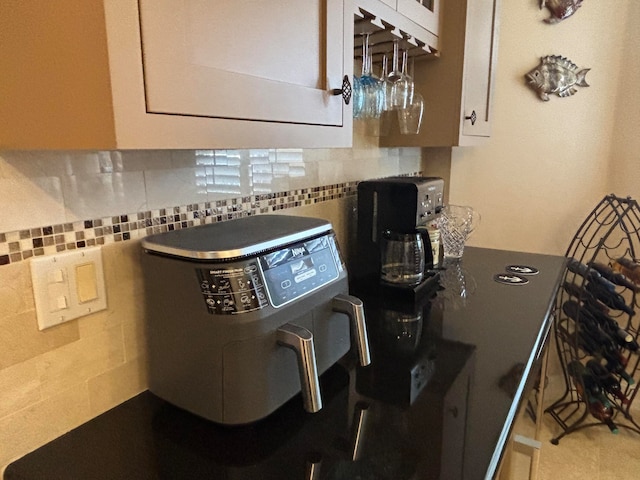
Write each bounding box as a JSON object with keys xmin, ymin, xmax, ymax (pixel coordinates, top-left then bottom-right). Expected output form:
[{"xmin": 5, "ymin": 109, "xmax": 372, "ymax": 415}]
[
  {"xmin": 609, "ymin": 0, "xmax": 640, "ymax": 194},
  {"xmin": 449, "ymin": 1, "xmax": 636, "ymax": 255}
]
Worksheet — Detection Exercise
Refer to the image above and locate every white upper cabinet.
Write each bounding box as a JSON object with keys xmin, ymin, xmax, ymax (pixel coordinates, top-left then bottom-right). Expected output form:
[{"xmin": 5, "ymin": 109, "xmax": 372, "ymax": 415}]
[
  {"xmin": 381, "ymin": 0, "xmax": 501, "ymax": 147},
  {"xmin": 0, "ymin": 0, "xmax": 353, "ymax": 150}
]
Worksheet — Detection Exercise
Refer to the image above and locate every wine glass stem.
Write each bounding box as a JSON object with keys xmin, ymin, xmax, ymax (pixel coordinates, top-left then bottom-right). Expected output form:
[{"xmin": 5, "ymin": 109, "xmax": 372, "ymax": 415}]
[
  {"xmin": 362, "ymin": 33, "xmax": 370, "ymax": 76},
  {"xmin": 392, "ymin": 39, "xmax": 399, "ymax": 75}
]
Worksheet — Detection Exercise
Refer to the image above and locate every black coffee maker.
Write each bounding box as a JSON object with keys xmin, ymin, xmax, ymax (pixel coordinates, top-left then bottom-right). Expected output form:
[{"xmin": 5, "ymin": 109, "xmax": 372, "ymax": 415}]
[{"xmin": 352, "ymin": 176, "xmax": 444, "ymax": 294}]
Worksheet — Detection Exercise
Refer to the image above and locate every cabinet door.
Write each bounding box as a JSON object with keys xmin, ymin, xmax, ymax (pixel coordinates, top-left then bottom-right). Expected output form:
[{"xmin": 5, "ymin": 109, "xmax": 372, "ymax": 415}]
[
  {"xmin": 460, "ymin": 0, "xmax": 499, "ymax": 138},
  {"xmin": 440, "ymin": 362, "xmax": 471, "ymax": 479},
  {"xmin": 138, "ymin": 0, "xmax": 346, "ymax": 127}
]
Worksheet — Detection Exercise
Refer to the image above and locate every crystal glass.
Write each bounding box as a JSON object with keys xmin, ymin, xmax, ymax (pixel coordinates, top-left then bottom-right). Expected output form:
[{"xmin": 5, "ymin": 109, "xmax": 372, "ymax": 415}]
[
  {"xmin": 359, "ymin": 33, "xmax": 384, "ymax": 119},
  {"xmin": 435, "ymin": 205, "xmax": 480, "ymax": 259},
  {"xmin": 387, "ymin": 41, "xmax": 413, "ymax": 110},
  {"xmin": 398, "ymin": 92, "xmax": 424, "ymax": 134}
]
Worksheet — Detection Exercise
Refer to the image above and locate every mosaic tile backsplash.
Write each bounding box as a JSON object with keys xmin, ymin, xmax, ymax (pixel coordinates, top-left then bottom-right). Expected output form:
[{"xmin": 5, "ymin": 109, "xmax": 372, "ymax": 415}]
[
  {"xmin": 0, "ymin": 144, "xmax": 427, "ymax": 266},
  {"xmin": 0, "ymin": 182, "xmax": 361, "ymax": 266}
]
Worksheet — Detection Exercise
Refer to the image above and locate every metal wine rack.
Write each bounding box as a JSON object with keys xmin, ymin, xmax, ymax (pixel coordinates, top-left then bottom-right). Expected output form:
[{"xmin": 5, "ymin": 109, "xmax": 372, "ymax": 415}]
[{"xmin": 546, "ymin": 195, "xmax": 640, "ymax": 444}]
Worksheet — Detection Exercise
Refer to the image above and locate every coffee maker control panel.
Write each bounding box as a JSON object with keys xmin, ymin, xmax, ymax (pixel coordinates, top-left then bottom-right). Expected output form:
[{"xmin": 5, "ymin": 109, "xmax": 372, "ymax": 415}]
[{"xmin": 417, "ymin": 182, "xmax": 444, "ymax": 223}]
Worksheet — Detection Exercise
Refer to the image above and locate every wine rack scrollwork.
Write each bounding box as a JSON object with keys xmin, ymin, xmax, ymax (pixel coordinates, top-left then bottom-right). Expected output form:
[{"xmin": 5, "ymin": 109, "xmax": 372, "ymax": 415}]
[{"xmin": 546, "ymin": 194, "xmax": 640, "ymax": 444}]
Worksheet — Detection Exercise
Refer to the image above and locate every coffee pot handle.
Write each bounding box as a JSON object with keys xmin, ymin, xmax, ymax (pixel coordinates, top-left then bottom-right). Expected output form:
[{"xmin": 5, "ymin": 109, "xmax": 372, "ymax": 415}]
[
  {"xmin": 332, "ymin": 294, "xmax": 372, "ymax": 366},
  {"xmin": 277, "ymin": 323, "xmax": 322, "ymax": 413}
]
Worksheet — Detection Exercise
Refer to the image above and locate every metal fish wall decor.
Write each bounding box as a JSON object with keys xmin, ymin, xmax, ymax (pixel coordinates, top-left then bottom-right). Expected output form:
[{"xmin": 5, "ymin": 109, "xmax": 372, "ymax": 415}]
[
  {"xmin": 540, "ymin": 0, "xmax": 584, "ymax": 24},
  {"xmin": 525, "ymin": 55, "xmax": 590, "ymax": 101}
]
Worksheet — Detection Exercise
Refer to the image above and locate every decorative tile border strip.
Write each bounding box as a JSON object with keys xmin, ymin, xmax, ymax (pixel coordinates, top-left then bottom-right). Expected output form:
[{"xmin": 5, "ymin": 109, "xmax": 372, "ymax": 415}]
[{"xmin": 0, "ymin": 181, "xmax": 363, "ymax": 267}]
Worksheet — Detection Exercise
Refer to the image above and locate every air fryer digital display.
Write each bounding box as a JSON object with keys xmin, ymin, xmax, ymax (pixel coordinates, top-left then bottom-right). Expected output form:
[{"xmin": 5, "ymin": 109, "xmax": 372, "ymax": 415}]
[
  {"xmin": 259, "ymin": 234, "xmax": 340, "ymax": 308},
  {"xmin": 196, "ymin": 234, "xmax": 341, "ymax": 315}
]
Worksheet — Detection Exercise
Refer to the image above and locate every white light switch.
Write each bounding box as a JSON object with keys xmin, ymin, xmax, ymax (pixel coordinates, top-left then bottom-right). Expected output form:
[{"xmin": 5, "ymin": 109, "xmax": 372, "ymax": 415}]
[
  {"xmin": 55, "ymin": 295, "xmax": 68, "ymax": 310},
  {"xmin": 30, "ymin": 247, "xmax": 107, "ymax": 330},
  {"xmin": 48, "ymin": 268, "xmax": 65, "ymax": 283}
]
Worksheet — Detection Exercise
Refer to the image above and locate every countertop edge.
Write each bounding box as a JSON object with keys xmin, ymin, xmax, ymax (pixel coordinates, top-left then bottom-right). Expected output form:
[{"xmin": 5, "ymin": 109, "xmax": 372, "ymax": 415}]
[{"xmin": 485, "ymin": 254, "xmax": 567, "ymax": 479}]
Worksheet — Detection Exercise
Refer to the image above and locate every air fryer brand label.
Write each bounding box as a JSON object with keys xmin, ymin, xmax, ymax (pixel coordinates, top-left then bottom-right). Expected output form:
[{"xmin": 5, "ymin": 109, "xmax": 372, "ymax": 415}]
[
  {"xmin": 196, "ymin": 262, "xmax": 268, "ymax": 315},
  {"xmin": 259, "ymin": 234, "xmax": 340, "ymax": 307}
]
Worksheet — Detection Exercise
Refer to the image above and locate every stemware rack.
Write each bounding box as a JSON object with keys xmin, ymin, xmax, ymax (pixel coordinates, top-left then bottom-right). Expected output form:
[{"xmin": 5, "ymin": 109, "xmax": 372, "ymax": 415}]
[
  {"xmin": 354, "ymin": 3, "xmax": 440, "ymax": 66},
  {"xmin": 545, "ymin": 195, "xmax": 640, "ymax": 444}
]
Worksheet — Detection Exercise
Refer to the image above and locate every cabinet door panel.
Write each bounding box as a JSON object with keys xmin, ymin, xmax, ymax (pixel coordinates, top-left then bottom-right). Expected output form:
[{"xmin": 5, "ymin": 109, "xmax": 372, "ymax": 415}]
[
  {"xmin": 139, "ymin": 0, "xmax": 345, "ymax": 126},
  {"xmin": 461, "ymin": 0, "xmax": 499, "ymax": 138}
]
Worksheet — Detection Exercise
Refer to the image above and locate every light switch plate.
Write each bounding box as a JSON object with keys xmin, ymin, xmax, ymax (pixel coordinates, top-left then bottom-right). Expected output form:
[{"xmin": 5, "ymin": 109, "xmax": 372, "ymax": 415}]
[{"xmin": 30, "ymin": 247, "xmax": 107, "ymax": 330}]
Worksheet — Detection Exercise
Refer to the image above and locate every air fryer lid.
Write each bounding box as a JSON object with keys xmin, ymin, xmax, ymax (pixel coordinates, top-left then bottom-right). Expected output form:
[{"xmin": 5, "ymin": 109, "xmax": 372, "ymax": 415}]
[{"xmin": 141, "ymin": 215, "xmax": 332, "ymax": 260}]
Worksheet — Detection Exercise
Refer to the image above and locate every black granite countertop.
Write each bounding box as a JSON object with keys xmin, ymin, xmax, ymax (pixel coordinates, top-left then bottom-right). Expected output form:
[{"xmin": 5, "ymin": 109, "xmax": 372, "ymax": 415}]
[{"xmin": 4, "ymin": 247, "xmax": 566, "ymax": 480}]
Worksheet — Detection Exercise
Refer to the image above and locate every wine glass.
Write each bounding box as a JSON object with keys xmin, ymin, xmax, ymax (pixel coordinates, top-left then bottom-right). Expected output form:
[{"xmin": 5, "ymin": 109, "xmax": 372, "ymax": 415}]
[
  {"xmin": 360, "ymin": 33, "xmax": 384, "ymax": 119},
  {"xmin": 378, "ymin": 54, "xmax": 395, "ymax": 136},
  {"xmin": 387, "ymin": 40, "xmax": 413, "ymax": 110},
  {"xmin": 397, "ymin": 57, "xmax": 423, "ymax": 134},
  {"xmin": 400, "ymin": 49, "xmax": 415, "ymax": 108},
  {"xmin": 352, "ymin": 59, "xmax": 364, "ymax": 119},
  {"xmin": 381, "ymin": 54, "xmax": 394, "ymax": 112},
  {"xmin": 397, "ymin": 92, "xmax": 424, "ymax": 134}
]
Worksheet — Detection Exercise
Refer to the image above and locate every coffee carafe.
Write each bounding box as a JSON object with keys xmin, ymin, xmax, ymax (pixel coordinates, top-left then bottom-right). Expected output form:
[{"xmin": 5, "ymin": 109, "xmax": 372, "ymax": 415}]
[
  {"xmin": 353, "ymin": 177, "xmax": 444, "ymax": 291},
  {"xmin": 380, "ymin": 230, "xmax": 426, "ymax": 286}
]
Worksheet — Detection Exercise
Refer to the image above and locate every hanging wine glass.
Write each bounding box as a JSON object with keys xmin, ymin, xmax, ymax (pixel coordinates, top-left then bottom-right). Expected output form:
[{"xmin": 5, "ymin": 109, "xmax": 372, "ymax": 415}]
[
  {"xmin": 397, "ymin": 56, "xmax": 423, "ymax": 134},
  {"xmin": 401, "ymin": 48, "xmax": 415, "ymax": 108},
  {"xmin": 352, "ymin": 57, "xmax": 364, "ymax": 119},
  {"xmin": 360, "ymin": 33, "xmax": 384, "ymax": 119},
  {"xmin": 398, "ymin": 92, "xmax": 424, "ymax": 134},
  {"xmin": 381, "ymin": 54, "xmax": 394, "ymax": 112},
  {"xmin": 387, "ymin": 40, "xmax": 413, "ymax": 110}
]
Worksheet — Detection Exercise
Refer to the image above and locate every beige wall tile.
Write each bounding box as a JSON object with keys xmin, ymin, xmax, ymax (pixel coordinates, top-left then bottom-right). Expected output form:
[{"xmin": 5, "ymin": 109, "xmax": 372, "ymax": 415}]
[
  {"xmin": 144, "ymin": 167, "xmax": 209, "ymax": 210},
  {"xmin": 0, "ymin": 176, "xmax": 66, "ymax": 233},
  {"xmin": 101, "ymin": 241, "xmax": 144, "ymax": 291},
  {"xmin": 36, "ymin": 324, "xmax": 125, "ymax": 398},
  {"xmin": 61, "ymin": 171, "xmax": 147, "ymax": 222},
  {"xmin": 0, "ymin": 262, "xmax": 36, "ymax": 319},
  {"xmin": 87, "ymin": 357, "xmax": 148, "ymax": 416},
  {"xmin": 0, "ymin": 359, "xmax": 41, "ymax": 419},
  {"xmin": 0, "ymin": 310, "xmax": 80, "ymax": 370},
  {"xmin": 0, "ymin": 383, "xmax": 91, "ymax": 470},
  {"xmin": 77, "ymin": 307, "xmax": 122, "ymax": 339},
  {"xmin": 123, "ymin": 316, "xmax": 147, "ymax": 362}
]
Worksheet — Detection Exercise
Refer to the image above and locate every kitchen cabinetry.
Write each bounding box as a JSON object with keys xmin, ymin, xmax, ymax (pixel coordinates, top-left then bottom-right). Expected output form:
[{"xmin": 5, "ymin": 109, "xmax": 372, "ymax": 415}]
[
  {"xmin": 0, "ymin": 0, "xmax": 352, "ymax": 150},
  {"xmin": 381, "ymin": 0, "xmax": 501, "ymax": 147}
]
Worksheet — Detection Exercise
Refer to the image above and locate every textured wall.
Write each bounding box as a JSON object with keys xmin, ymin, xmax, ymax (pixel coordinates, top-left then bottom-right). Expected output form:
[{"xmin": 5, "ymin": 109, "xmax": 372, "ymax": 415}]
[{"xmin": 449, "ymin": 1, "xmax": 635, "ymax": 255}]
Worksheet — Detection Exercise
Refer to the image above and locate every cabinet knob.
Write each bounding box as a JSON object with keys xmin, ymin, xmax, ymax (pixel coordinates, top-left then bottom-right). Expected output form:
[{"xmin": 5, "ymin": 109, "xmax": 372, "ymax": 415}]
[
  {"xmin": 331, "ymin": 75, "xmax": 352, "ymax": 106},
  {"xmin": 465, "ymin": 110, "xmax": 477, "ymax": 125}
]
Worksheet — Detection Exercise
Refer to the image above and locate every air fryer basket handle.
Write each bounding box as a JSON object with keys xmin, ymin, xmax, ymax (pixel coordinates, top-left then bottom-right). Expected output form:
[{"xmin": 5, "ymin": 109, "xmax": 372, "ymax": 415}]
[
  {"xmin": 332, "ymin": 293, "xmax": 372, "ymax": 366},
  {"xmin": 277, "ymin": 323, "xmax": 322, "ymax": 413}
]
